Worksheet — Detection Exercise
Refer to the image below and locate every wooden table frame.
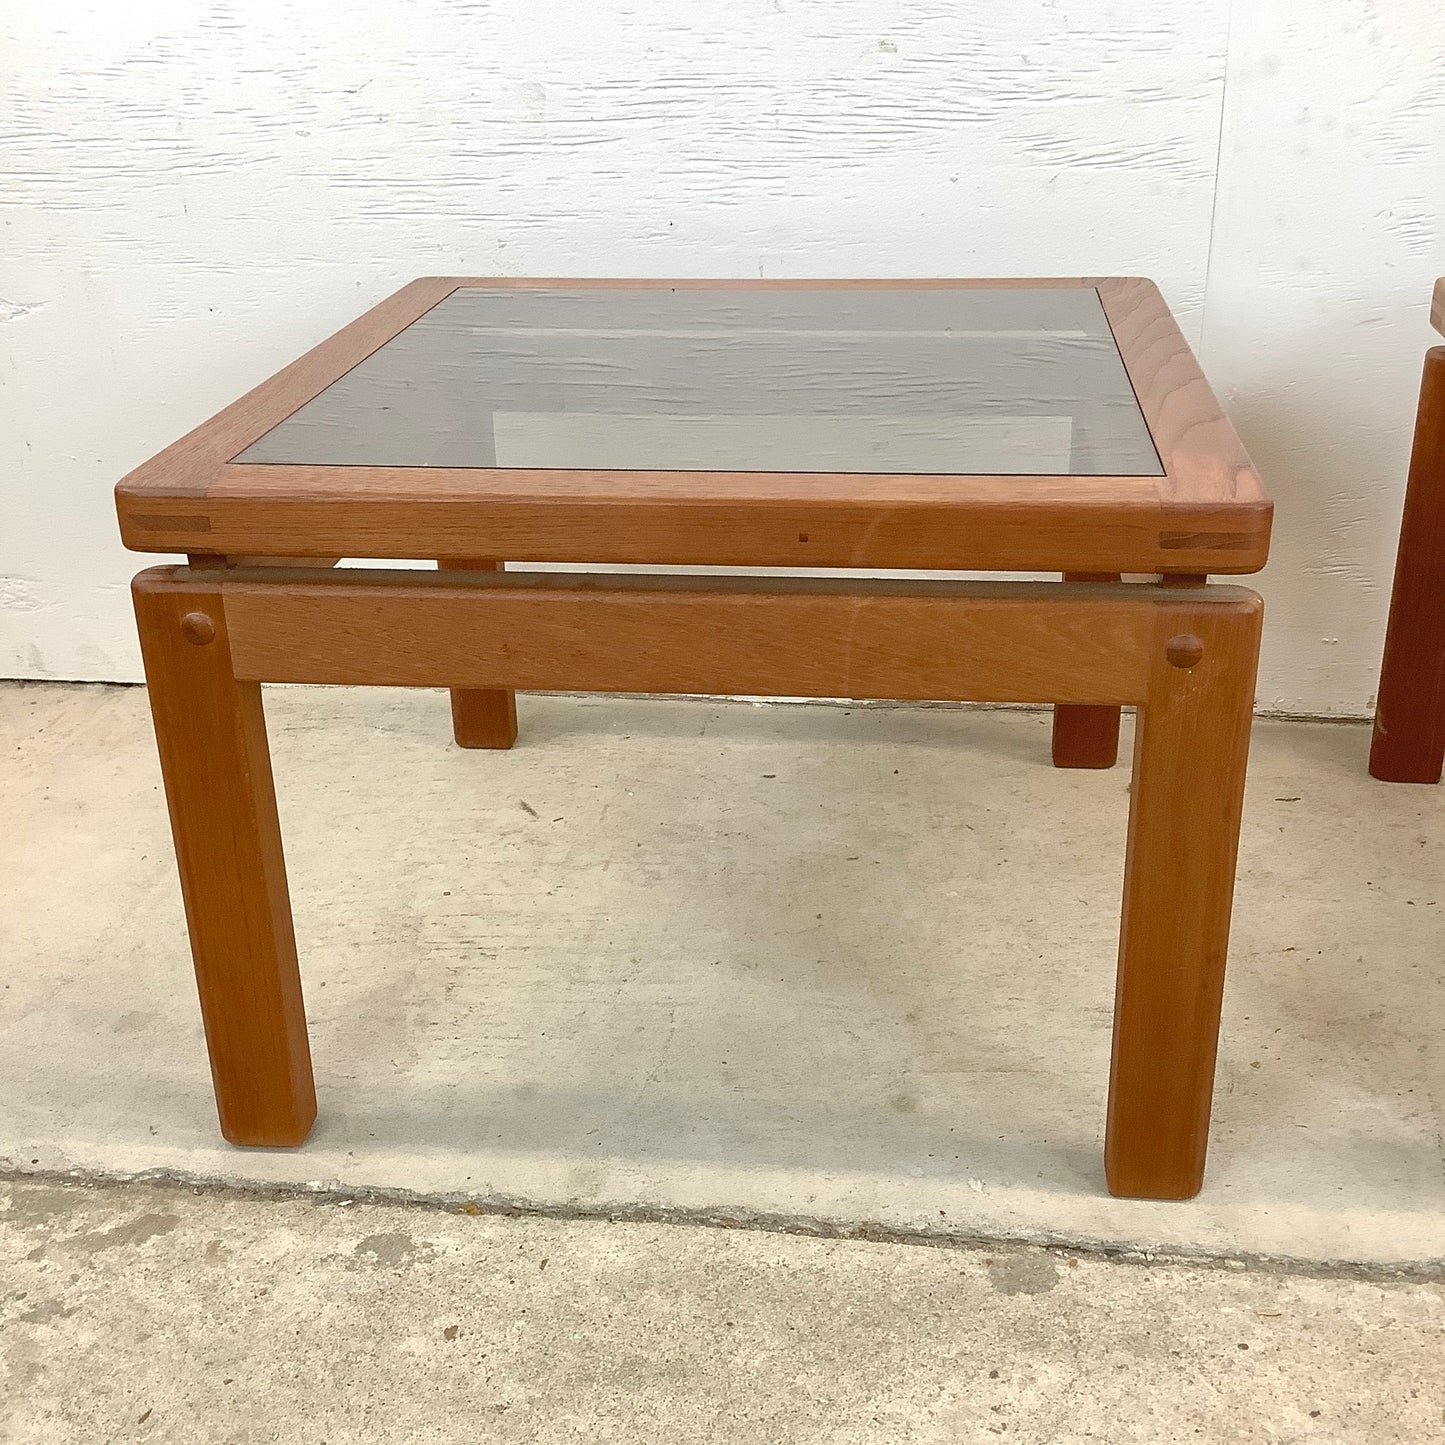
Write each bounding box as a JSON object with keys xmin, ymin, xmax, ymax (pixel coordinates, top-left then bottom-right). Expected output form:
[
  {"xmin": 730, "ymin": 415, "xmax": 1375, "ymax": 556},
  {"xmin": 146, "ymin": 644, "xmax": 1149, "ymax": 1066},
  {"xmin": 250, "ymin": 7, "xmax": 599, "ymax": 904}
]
[
  {"xmin": 1370, "ymin": 279, "xmax": 1445, "ymax": 782},
  {"xmin": 118, "ymin": 276, "xmax": 1271, "ymax": 1200},
  {"xmin": 116, "ymin": 277, "xmax": 1270, "ymax": 576},
  {"xmin": 132, "ymin": 564, "xmax": 1261, "ymax": 1201}
]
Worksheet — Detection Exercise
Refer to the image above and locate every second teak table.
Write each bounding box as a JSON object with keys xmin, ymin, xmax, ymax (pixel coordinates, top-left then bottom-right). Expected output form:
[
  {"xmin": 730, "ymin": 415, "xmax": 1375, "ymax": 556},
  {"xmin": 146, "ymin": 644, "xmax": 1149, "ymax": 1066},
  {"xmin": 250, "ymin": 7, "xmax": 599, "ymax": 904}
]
[{"xmin": 116, "ymin": 277, "xmax": 1271, "ymax": 1200}]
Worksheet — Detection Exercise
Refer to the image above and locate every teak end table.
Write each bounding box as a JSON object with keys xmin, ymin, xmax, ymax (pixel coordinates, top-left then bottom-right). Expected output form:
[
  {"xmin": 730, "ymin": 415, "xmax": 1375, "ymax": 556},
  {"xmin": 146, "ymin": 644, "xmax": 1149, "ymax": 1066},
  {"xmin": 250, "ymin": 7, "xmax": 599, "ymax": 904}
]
[{"xmin": 116, "ymin": 277, "xmax": 1271, "ymax": 1200}]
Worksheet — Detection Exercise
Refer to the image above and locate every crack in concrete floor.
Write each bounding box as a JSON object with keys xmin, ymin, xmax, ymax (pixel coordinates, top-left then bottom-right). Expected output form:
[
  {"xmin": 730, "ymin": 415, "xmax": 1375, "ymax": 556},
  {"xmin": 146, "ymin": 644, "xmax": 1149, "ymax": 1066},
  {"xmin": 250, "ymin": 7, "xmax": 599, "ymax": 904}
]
[{"xmin": 3, "ymin": 1174, "xmax": 1441, "ymax": 1444}]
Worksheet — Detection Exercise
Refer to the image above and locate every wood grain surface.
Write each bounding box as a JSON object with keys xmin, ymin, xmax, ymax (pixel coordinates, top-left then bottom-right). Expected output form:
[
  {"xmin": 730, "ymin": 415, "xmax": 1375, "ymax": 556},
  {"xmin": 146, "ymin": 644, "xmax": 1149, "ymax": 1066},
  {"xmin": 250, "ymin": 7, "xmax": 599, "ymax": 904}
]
[
  {"xmin": 115, "ymin": 277, "xmax": 1271, "ymax": 576},
  {"xmin": 133, "ymin": 562, "xmax": 1262, "ymax": 1195},
  {"xmin": 1106, "ymin": 595, "xmax": 1262, "ymax": 1198},
  {"xmin": 132, "ymin": 575, "xmax": 317, "ymax": 1147},
  {"xmin": 1370, "ymin": 347, "xmax": 1445, "ymax": 781},
  {"xmin": 436, "ymin": 558, "xmax": 518, "ymax": 749},
  {"xmin": 215, "ymin": 568, "xmax": 1167, "ymax": 703},
  {"xmin": 1094, "ymin": 277, "xmax": 1267, "ymax": 514},
  {"xmin": 116, "ymin": 277, "xmax": 456, "ymax": 499},
  {"xmin": 167, "ymin": 565, "xmax": 1264, "ymax": 711},
  {"xmin": 1052, "ymin": 571, "xmax": 1125, "ymax": 767}
]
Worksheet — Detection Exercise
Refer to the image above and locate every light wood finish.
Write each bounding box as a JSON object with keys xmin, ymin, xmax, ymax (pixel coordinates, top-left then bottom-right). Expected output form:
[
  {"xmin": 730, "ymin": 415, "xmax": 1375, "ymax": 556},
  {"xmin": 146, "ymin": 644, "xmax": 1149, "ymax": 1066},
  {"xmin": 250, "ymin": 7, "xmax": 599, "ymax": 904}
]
[
  {"xmin": 1370, "ymin": 347, "xmax": 1445, "ymax": 781},
  {"xmin": 437, "ymin": 558, "xmax": 518, "ymax": 749},
  {"xmin": 1431, "ymin": 278, "xmax": 1445, "ymax": 337},
  {"xmin": 118, "ymin": 277, "xmax": 1269, "ymax": 1196},
  {"xmin": 1052, "ymin": 571, "xmax": 1124, "ymax": 768},
  {"xmin": 1093, "ymin": 278, "xmax": 1263, "ymax": 511},
  {"xmin": 132, "ymin": 564, "xmax": 1261, "ymax": 1192},
  {"xmin": 217, "ymin": 569, "xmax": 1186, "ymax": 702},
  {"xmin": 115, "ymin": 277, "xmax": 1271, "ymax": 576},
  {"xmin": 127, "ymin": 476, "xmax": 1245, "ymax": 576},
  {"xmin": 120, "ymin": 278, "xmax": 457, "ymax": 501},
  {"xmin": 132, "ymin": 574, "xmax": 316, "ymax": 1147},
  {"xmin": 1106, "ymin": 597, "xmax": 1262, "ymax": 1198}
]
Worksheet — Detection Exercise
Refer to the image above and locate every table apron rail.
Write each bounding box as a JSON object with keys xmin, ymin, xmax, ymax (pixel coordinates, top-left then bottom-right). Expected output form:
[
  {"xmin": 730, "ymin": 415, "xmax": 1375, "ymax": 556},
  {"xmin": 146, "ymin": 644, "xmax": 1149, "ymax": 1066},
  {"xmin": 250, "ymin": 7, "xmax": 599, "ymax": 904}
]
[{"xmin": 133, "ymin": 566, "xmax": 1260, "ymax": 707}]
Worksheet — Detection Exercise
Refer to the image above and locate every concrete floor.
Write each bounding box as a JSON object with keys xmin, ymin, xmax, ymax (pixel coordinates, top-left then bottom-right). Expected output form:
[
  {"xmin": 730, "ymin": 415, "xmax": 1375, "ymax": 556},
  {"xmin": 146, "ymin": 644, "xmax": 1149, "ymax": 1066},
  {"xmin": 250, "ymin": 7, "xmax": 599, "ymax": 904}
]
[
  {"xmin": 2, "ymin": 682, "xmax": 1443, "ymax": 1270},
  {"xmin": 3, "ymin": 1174, "xmax": 1441, "ymax": 1444}
]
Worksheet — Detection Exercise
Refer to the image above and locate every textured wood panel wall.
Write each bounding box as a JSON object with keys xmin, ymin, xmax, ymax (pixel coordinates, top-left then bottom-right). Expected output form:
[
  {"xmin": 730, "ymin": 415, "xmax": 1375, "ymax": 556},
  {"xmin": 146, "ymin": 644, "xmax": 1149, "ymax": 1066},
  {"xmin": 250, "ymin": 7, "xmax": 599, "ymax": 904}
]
[{"xmin": 2, "ymin": 1, "xmax": 1441, "ymax": 712}]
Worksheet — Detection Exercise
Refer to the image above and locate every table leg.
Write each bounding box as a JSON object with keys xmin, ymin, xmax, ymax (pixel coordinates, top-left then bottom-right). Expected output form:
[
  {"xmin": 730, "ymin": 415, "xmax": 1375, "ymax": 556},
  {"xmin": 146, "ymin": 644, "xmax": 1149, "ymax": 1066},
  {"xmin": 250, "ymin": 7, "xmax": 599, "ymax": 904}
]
[
  {"xmin": 1105, "ymin": 597, "xmax": 1262, "ymax": 1199},
  {"xmin": 133, "ymin": 574, "xmax": 316, "ymax": 1147},
  {"xmin": 143, "ymin": 564, "xmax": 1262, "ymax": 1190},
  {"xmin": 1052, "ymin": 573, "xmax": 1122, "ymax": 768},
  {"xmin": 436, "ymin": 559, "xmax": 519, "ymax": 749},
  {"xmin": 1371, "ymin": 348, "xmax": 1445, "ymax": 782}
]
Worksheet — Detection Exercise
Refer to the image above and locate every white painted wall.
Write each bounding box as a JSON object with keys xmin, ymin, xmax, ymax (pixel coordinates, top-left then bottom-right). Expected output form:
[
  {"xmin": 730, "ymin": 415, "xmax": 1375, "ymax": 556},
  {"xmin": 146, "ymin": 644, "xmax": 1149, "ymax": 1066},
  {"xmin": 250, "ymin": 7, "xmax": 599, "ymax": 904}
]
[{"xmin": 2, "ymin": 0, "xmax": 1441, "ymax": 712}]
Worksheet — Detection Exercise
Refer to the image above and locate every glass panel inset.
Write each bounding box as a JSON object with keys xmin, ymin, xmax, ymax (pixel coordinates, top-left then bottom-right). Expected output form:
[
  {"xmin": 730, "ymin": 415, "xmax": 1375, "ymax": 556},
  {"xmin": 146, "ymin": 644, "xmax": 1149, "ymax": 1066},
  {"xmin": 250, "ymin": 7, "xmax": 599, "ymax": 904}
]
[{"xmin": 235, "ymin": 286, "xmax": 1163, "ymax": 476}]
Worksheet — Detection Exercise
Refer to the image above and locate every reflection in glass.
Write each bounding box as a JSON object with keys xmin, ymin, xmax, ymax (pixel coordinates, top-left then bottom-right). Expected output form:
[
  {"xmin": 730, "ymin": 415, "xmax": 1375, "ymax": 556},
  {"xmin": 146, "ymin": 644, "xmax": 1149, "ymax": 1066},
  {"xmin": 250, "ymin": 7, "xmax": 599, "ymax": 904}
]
[{"xmin": 236, "ymin": 287, "xmax": 1162, "ymax": 477}]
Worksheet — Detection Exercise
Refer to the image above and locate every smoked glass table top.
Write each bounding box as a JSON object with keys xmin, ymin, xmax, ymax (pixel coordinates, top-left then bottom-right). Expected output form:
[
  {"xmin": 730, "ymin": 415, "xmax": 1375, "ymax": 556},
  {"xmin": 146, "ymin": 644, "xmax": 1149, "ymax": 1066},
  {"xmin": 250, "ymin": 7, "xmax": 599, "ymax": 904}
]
[{"xmin": 234, "ymin": 286, "xmax": 1163, "ymax": 477}]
